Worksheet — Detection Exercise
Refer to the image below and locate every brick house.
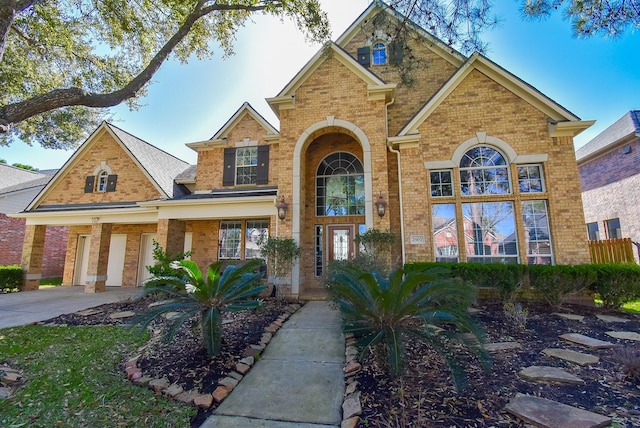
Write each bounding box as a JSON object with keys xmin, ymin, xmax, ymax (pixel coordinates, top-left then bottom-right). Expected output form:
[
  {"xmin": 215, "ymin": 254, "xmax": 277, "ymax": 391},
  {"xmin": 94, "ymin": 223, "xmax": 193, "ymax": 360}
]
[
  {"xmin": 0, "ymin": 165, "xmax": 68, "ymax": 278},
  {"xmin": 17, "ymin": 2, "xmax": 592, "ymax": 297},
  {"xmin": 577, "ymin": 110, "xmax": 640, "ymax": 260}
]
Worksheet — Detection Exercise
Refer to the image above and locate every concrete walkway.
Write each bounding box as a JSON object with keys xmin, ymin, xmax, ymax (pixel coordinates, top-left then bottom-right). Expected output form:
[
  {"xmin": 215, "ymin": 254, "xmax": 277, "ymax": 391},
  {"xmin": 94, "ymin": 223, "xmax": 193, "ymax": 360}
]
[
  {"xmin": 201, "ymin": 301, "xmax": 345, "ymax": 427},
  {"xmin": 0, "ymin": 286, "xmax": 139, "ymax": 328}
]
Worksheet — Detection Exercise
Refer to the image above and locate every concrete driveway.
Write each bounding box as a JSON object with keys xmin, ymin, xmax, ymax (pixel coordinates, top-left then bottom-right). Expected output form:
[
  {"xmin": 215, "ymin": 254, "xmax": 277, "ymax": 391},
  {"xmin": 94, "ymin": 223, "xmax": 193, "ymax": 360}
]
[{"xmin": 0, "ymin": 286, "xmax": 140, "ymax": 329}]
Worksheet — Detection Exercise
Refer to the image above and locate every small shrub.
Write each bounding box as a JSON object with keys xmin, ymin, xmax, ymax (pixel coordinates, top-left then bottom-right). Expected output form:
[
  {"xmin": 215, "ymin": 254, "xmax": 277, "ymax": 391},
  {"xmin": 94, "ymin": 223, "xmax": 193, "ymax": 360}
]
[
  {"xmin": 354, "ymin": 228, "xmax": 396, "ymax": 276},
  {"xmin": 258, "ymin": 236, "xmax": 301, "ymax": 299},
  {"xmin": 590, "ymin": 264, "xmax": 640, "ymax": 309},
  {"xmin": 328, "ymin": 264, "xmax": 490, "ymax": 390},
  {"xmin": 146, "ymin": 240, "xmax": 191, "ymax": 278},
  {"xmin": 616, "ymin": 345, "xmax": 640, "ymax": 382},
  {"xmin": 0, "ymin": 265, "xmax": 23, "ymax": 292},
  {"xmin": 529, "ymin": 264, "xmax": 596, "ymax": 306},
  {"xmin": 503, "ymin": 302, "xmax": 528, "ymax": 330}
]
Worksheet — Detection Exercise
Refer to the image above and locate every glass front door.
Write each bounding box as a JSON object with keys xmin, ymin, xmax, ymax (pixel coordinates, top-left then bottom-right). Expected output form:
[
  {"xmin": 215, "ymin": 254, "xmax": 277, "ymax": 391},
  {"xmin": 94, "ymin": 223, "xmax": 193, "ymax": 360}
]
[{"xmin": 327, "ymin": 225, "xmax": 355, "ymax": 262}]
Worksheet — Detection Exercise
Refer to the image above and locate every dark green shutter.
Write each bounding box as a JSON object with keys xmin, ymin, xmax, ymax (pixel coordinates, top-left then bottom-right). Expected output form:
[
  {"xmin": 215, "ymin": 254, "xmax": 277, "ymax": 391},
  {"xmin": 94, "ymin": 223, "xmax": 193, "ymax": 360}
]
[
  {"xmin": 84, "ymin": 176, "xmax": 95, "ymax": 193},
  {"xmin": 389, "ymin": 40, "xmax": 403, "ymax": 65},
  {"xmin": 256, "ymin": 145, "xmax": 269, "ymax": 185},
  {"xmin": 357, "ymin": 47, "xmax": 371, "ymax": 67},
  {"xmin": 106, "ymin": 175, "xmax": 118, "ymax": 192},
  {"xmin": 223, "ymin": 148, "xmax": 236, "ymax": 186}
]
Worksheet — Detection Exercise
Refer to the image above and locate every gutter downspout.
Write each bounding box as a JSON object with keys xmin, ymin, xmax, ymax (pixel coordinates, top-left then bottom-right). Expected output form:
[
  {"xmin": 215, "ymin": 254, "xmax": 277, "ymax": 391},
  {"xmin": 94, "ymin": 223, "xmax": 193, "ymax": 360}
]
[{"xmin": 385, "ymin": 97, "xmax": 406, "ymax": 266}]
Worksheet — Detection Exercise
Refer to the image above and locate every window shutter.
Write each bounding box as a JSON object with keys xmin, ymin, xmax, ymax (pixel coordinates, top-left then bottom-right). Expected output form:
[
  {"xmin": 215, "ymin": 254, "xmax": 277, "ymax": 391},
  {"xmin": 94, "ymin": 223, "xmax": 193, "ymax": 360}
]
[
  {"xmin": 223, "ymin": 148, "xmax": 236, "ymax": 186},
  {"xmin": 84, "ymin": 176, "xmax": 95, "ymax": 193},
  {"xmin": 389, "ymin": 40, "xmax": 403, "ymax": 65},
  {"xmin": 256, "ymin": 145, "xmax": 269, "ymax": 185},
  {"xmin": 357, "ymin": 47, "xmax": 371, "ymax": 67},
  {"xmin": 106, "ymin": 174, "xmax": 118, "ymax": 192}
]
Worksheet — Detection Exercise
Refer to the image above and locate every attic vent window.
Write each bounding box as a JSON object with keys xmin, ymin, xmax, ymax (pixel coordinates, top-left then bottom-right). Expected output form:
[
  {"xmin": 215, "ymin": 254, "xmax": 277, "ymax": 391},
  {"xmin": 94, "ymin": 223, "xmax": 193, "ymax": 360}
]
[
  {"xmin": 372, "ymin": 43, "xmax": 387, "ymax": 64},
  {"xmin": 97, "ymin": 170, "xmax": 109, "ymax": 192}
]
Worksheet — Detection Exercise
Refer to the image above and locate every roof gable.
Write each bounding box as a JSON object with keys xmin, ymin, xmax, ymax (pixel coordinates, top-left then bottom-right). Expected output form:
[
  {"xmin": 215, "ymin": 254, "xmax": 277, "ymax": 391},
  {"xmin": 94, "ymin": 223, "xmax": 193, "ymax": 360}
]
[
  {"xmin": 576, "ymin": 110, "xmax": 640, "ymax": 162},
  {"xmin": 398, "ymin": 53, "xmax": 589, "ymax": 137},
  {"xmin": 27, "ymin": 122, "xmax": 190, "ymax": 210},
  {"xmin": 335, "ymin": 1, "xmax": 466, "ymax": 68},
  {"xmin": 266, "ymin": 42, "xmax": 395, "ymax": 116}
]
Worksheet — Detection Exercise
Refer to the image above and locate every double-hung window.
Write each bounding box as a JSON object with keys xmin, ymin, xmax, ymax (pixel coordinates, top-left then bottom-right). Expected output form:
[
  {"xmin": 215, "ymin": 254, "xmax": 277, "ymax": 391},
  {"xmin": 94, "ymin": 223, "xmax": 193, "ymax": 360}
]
[{"xmin": 236, "ymin": 147, "xmax": 258, "ymax": 185}]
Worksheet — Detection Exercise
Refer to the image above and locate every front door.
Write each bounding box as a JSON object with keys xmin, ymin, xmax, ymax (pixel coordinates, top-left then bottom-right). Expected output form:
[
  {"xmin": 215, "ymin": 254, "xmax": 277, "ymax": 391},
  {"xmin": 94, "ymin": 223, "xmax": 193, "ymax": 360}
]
[
  {"xmin": 327, "ymin": 225, "xmax": 355, "ymax": 262},
  {"xmin": 74, "ymin": 235, "xmax": 91, "ymax": 285}
]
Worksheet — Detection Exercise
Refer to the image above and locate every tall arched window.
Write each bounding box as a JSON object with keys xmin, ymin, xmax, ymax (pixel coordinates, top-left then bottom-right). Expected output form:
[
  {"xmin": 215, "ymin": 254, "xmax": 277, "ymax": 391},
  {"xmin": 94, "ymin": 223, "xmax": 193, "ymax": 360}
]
[
  {"xmin": 372, "ymin": 42, "xmax": 387, "ymax": 64},
  {"xmin": 96, "ymin": 170, "xmax": 109, "ymax": 192},
  {"xmin": 459, "ymin": 146, "xmax": 511, "ymax": 196},
  {"xmin": 316, "ymin": 152, "xmax": 365, "ymax": 216}
]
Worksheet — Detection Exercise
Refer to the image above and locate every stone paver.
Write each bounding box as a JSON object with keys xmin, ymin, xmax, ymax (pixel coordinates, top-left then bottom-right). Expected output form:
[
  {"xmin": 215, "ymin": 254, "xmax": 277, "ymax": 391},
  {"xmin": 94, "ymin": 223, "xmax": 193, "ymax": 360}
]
[
  {"xmin": 518, "ymin": 366, "xmax": 585, "ymax": 384},
  {"xmin": 483, "ymin": 342, "xmax": 521, "ymax": 352},
  {"xmin": 109, "ymin": 310, "xmax": 136, "ymax": 319},
  {"xmin": 75, "ymin": 308, "xmax": 104, "ymax": 316},
  {"xmin": 559, "ymin": 333, "xmax": 615, "ymax": 349},
  {"xmin": 606, "ymin": 331, "xmax": 640, "ymax": 341},
  {"xmin": 553, "ymin": 313, "xmax": 584, "ymax": 321},
  {"xmin": 505, "ymin": 394, "xmax": 612, "ymax": 428},
  {"xmin": 542, "ymin": 348, "xmax": 599, "ymax": 366},
  {"xmin": 596, "ymin": 314, "xmax": 630, "ymax": 323}
]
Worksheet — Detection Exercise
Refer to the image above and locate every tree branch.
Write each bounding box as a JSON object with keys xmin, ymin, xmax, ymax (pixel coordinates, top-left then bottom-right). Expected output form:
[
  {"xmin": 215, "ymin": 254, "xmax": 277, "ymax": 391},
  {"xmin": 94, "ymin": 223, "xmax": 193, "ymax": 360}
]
[{"xmin": 0, "ymin": 0, "xmax": 273, "ymax": 133}]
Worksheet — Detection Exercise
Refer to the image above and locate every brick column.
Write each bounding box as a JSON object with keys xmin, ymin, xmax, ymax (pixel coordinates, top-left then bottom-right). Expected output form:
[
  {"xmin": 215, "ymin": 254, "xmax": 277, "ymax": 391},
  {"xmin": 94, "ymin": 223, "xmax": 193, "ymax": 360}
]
[
  {"xmin": 85, "ymin": 222, "xmax": 112, "ymax": 293},
  {"xmin": 21, "ymin": 225, "xmax": 47, "ymax": 291},
  {"xmin": 156, "ymin": 219, "xmax": 186, "ymax": 257}
]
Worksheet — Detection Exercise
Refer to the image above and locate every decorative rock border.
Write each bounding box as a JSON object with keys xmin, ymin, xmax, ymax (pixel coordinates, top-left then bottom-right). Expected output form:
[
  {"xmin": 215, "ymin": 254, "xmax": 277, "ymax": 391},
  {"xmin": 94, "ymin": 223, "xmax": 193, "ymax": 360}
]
[
  {"xmin": 342, "ymin": 332, "xmax": 363, "ymax": 428},
  {"xmin": 0, "ymin": 365, "xmax": 24, "ymax": 400},
  {"xmin": 123, "ymin": 303, "xmax": 302, "ymax": 409}
]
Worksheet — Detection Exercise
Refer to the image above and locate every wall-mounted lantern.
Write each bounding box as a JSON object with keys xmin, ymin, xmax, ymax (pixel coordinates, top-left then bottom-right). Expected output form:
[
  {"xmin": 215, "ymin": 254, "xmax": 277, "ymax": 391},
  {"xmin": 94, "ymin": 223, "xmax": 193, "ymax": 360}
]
[
  {"xmin": 277, "ymin": 196, "xmax": 288, "ymax": 220},
  {"xmin": 375, "ymin": 192, "xmax": 387, "ymax": 218}
]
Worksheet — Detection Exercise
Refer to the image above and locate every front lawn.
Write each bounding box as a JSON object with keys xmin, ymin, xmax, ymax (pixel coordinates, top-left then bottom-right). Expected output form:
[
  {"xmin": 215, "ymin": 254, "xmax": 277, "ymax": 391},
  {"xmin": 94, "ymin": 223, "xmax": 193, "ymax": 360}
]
[{"xmin": 0, "ymin": 325, "xmax": 195, "ymax": 427}]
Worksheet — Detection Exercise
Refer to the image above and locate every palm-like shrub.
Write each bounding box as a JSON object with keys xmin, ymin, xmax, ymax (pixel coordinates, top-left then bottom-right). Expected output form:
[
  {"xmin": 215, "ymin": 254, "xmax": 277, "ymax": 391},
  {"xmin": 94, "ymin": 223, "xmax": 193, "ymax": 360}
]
[
  {"xmin": 328, "ymin": 265, "xmax": 490, "ymax": 390},
  {"xmin": 132, "ymin": 259, "xmax": 266, "ymax": 356}
]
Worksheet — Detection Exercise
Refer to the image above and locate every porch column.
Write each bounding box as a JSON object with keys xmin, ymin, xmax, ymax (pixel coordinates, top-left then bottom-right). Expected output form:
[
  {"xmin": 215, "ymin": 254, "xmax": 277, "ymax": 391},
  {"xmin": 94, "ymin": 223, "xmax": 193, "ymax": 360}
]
[
  {"xmin": 156, "ymin": 219, "xmax": 186, "ymax": 257},
  {"xmin": 21, "ymin": 225, "xmax": 46, "ymax": 291},
  {"xmin": 85, "ymin": 222, "xmax": 112, "ymax": 293}
]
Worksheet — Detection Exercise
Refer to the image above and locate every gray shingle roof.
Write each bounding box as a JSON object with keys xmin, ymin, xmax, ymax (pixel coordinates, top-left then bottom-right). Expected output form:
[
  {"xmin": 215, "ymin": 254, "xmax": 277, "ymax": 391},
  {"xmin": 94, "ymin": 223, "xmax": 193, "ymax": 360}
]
[
  {"xmin": 106, "ymin": 123, "xmax": 192, "ymax": 198},
  {"xmin": 576, "ymin": 110, "xmax": 640, "ymax": 161},
  {"xmin": 0, "ymin": 164, "xmax": 47, "ymax": 192}
]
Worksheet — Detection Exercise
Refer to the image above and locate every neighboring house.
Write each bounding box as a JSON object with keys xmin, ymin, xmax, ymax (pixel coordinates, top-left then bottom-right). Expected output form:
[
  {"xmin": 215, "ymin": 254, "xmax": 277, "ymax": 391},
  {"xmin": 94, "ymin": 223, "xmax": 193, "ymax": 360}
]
[
  {"xmin": 0, "ymin": 165, "xmax": 68, "ymax": 277},
  {"xmin": 16, "ymin": 2, "xmax": 592, "ymax": 297},
  {"xmin": 577, "ymin": 110, "xmax": 640, "ymax": 260}
]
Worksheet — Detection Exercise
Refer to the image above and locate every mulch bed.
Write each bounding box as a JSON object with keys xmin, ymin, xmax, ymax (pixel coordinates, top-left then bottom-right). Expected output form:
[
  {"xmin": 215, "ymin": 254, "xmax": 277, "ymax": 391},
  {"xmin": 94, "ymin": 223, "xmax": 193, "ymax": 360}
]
[
  {"xmin": 43, "ymin": 298, "xmax": 640, "ymax": 427},
  {"xmin": 354, "ymin": 302, "xmax": 640, "ymax": 427}
]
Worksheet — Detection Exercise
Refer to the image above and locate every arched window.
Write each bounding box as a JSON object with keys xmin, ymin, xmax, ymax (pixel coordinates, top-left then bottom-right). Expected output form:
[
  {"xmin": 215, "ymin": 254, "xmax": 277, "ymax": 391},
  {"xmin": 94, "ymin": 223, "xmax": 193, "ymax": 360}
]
[
  {"xmin": 96, "ymin": 170, "xmax": 109, "ymax": 192},
  {"xmin": 372, "ymin": 43, "xmax": 387, "ymax": 65},
  {"xmin": 459, "ymin": 146, "xmax": 511, "ymax": 196},
  {"xmin": 316, "ymin": 152, "xmax": 365, "ymax": 216}
]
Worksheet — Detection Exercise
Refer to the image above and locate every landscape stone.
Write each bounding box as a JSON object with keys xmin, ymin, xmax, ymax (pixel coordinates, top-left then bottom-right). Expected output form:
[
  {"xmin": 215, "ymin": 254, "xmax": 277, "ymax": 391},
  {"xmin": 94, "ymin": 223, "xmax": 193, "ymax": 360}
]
[
  {"xmin": 163, "ymin": 383, "xmax": 184, "ymax": 397},
  {"xmin": 1, "ymin": 372, "xmax": 21, "ymax": 383},
  {"xmin": 162, "ymin": 312, "xmax": 181, "ymax": 320},
  {"xmin": 483, "ymin": 342, "xmax": 522, "ymax": 352},
  {"xmin": 342, "ymin": 392, "xmax": 362, "ymax": 419},
  {"xmin": 235, "ymin": 362, "xmax": 251, "ymax": 375},
  {"xmin": 242, "ymin": 347, "xmax": 260, "ymax": 358},
  {"xmin": 239, "ymin": 356, "xmax": 254, "ymax": 366},
  {"xmin": 133, "ymin": 376, "xmax": 153, "ymax": 387},
  {"xmin": 542, "ymin": 348, "xmax": 599, "ymax": 366},
  {"xmin": 345, "ymin": 381, "xmax": 358, "ymax": 395},
  {"xmin": 148, "ymin": 377, "xmax": 170, "ymax": 393},
  {"xmin": 596, "ymin": 314, "xmax": 630, "ymax": 323},
  {"xmin": 175, "ymin": 390, "xmax": 199, "ymax": 404},
  {"xmin": 505, "ymin": 394, "xmax": 612, "ymax": 428},
  {"xmin": 344, "ymin": 361, "xmax": 361, "ymax": 375},
  {"xmin": 109, "ymin": 311, "xmax": 136, "ymax": 319},
  {"xmin": 148, "ymin": 299, "xmax": 174, "ymax": 308},
  {"xmin": 194, "ymin": 394, "xmax": 214, "ymax": 408},
  {"xmin": 212, "ymin": 386, "xmax": 230, "ymax": 403},
  {"xmin": 342, "ymin": 416, "xmax": 359, "ymax": 428},
  {"xmin": 75, "ymin": 308, "xmax": 104, "ymax": 316},
  {"xmin": 553, "ymin": 313, "xmax": 584, "ymax": 321},
  {"xmin": 467, "ymin": 307, "xmax": 482, "ymax": 314},
  {"xmin": 559, "ymin": 333, "xmax": 615, "ymax": 349},
  {"xmin": 518, "ymin": 366, "xmax": 585, "ymax": 384},
  {"xmin": 605, "ymin": 331, "xmax": 640, "ymax": 341},
  {"xmin": 0, "ymin": 387, "xmax": 12, "ymax": 399},
  {"xmin": 218, "ymin": 376, "xmax": 239, "ymax": 389},
  {"xmin": 227, "ymin": 371, "xmax": 243, "ymax": 381}
]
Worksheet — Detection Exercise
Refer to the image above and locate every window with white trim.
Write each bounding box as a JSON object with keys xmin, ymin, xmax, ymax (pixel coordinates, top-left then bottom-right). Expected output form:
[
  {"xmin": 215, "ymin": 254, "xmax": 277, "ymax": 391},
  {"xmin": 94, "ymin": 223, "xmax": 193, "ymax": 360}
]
[
  {"xmin": 459, "ymin": 146, "xmax": 510, "ymax": 196},
  {"xmin": 96, "ymin": 170, "xmax": 109, "ymax": 192},
  {"xmin": 430, "ymin": 170, "xmax": 454, "ymax": 197},
  {"xmin": 522, "ymin": 200, "xmax": 554, "ymax": 265},
  {"xmin": 605, "ymin": 218, "xmax": 622, "ymax": 239},
  {"xmin": 236, "ymin": 146, "xmax": 258, "ymax": 185},
  {"xmin": 219, "ymin": 221, "xmax": 242, "ymax": 259},
  {"xmin": 517, "ymin": 164, "xmax": 544, "ymax": 193},
  {"xmin": 432, "ymin": 204, "xmax": 459, "ymax": 262},
  {"xmin": 586, "ymin": 222, "xmax": 599, "ymax": 240},
  {"xmin": 463, "ymin": 201, "xmax": 518, "ymax": 264},
  {"xmin": 372, "ymin": 42, "xmax": 387, "ymax": 64},
  {"xmin": 245, "ymin": 220, "xmax": 268, "ymax": 259},
  {"xmin": 316, "ymin": 152, "xmax": 365, "ymax": 216}
]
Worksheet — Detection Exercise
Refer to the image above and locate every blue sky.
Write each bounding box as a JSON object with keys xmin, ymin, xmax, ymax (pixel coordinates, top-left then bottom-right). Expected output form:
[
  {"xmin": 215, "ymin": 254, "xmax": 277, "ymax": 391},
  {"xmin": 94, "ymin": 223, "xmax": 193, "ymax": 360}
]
[{"xmin": 1, "ymin": 0, "xmax": 638, "ymax": 170}]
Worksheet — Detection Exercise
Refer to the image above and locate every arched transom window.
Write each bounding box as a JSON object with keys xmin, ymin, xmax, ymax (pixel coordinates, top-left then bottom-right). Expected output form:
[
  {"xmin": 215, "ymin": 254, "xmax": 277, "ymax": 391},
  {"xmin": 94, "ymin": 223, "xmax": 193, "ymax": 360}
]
[
  {"xmin": 96, "ymin": 170, "xmax": 109, "ymax": 192},
  {"xmin": 459, "ymin": 146, "xmax": 511, "ymax": 196},
  {"xmin": 316, "ymin": 152, "xmax": 365, "ymax": 216}
]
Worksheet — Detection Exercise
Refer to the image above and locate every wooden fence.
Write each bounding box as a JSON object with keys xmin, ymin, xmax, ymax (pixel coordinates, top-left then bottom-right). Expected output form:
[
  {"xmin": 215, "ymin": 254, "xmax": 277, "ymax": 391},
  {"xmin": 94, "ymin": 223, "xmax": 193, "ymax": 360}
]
[{"xmin": 588, "ymin": 238, "xmax": 636, "ymax": 264}]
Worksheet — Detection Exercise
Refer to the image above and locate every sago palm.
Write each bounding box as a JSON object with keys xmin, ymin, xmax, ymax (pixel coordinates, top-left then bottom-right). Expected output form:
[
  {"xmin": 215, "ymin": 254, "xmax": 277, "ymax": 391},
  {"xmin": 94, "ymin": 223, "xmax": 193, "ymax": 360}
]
[
  {"xmin": 329, "ymin": 264, "xmax": 490, "ymax": 390},
  {"xmin": 132, "ymin": 259, "xmax": 266, "ymax": 356}
]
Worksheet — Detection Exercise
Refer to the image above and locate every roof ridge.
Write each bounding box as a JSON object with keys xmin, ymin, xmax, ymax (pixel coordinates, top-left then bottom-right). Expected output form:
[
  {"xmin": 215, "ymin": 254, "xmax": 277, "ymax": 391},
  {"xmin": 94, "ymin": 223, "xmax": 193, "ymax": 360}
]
[{"xmin": 105, "ymin": 122, "xmax": 190, "ymax": 165}]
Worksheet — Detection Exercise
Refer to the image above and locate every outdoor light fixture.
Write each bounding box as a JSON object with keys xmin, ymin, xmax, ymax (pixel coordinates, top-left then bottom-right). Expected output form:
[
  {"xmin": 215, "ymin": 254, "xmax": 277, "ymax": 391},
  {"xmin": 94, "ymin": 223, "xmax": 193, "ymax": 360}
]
[
  {"xmin": 375, "ymin": 192, "xmax": 387, "ymax": 218},
  {"xmin": 277, "ymin": 196, "xmax": 288, "ymax": 220}
]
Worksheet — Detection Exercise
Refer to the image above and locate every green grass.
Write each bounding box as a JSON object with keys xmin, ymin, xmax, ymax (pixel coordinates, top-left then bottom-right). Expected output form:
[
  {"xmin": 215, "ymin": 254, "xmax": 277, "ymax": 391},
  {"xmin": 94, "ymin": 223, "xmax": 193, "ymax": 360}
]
[
  {"xmin": 621, "ymin": 299, "xmax": 640, "ymax": 314},
  {"xmin": 39, "ymin": 277, "xmax": 63, "ymax": 287},
  {"xmin": 0, "ymin": 325, "xmax": 195, "ymax": 427}
]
